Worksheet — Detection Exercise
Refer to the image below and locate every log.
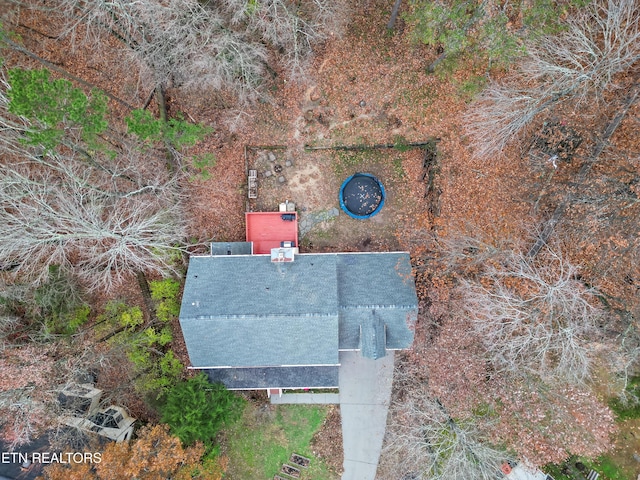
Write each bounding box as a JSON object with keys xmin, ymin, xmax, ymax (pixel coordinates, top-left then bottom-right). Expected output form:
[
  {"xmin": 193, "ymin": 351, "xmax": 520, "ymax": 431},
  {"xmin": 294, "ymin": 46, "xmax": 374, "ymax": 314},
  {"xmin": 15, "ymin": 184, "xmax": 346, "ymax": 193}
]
[
  {"xmin": 304, "ymin": 139, "xmax": 440, "ymax": 152},
  {"xmin": 387, "ymin": 0, "xmax": 403, "ymax": 30}
]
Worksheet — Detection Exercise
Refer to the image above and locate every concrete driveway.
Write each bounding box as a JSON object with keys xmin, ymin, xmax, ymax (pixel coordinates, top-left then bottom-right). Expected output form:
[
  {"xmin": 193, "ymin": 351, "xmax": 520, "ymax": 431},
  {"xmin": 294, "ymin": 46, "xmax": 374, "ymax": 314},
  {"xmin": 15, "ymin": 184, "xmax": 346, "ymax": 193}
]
[{"xmin": 338, "ymin": 351, "xmax": 394, "ymax": 480}]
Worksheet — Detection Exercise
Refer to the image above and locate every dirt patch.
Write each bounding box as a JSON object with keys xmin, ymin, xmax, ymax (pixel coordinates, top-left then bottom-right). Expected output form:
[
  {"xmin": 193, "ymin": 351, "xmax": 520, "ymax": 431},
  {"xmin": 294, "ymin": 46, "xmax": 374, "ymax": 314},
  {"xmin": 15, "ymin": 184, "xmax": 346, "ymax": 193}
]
[
  {"xmin": 311, "ymin": 405, "xmax": 344, "ymax": 476},
  {"xmin": 245, "ymin": 141, "xmax": 428, "ymax": 252},
  {"xmin": 248, "ymin": 148, "xmax": 337, "ymax": 213},
  {"xmin": 288, "ymin": 163, "xmax": 324, "ymax": 199}
]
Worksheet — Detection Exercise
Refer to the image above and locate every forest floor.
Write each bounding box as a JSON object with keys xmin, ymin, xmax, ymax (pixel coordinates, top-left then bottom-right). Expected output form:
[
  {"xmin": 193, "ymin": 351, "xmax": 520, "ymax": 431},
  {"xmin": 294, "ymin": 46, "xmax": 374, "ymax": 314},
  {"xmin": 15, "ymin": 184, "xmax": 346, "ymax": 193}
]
[
  {"xmin": 178, "ymin": 2, "xmax": 534, "ymax": 250},
  {"xmin": 5, "ymin": 0, "xmax": 640, "ymax": 476}
]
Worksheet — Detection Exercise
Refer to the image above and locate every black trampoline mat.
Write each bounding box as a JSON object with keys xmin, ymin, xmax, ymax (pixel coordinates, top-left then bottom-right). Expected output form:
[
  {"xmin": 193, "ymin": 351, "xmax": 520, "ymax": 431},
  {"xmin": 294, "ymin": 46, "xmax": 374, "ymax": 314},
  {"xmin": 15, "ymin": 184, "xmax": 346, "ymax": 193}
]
[{"xmin": 342, "ymin": 174, "xmax": 383, "ymax": 216}]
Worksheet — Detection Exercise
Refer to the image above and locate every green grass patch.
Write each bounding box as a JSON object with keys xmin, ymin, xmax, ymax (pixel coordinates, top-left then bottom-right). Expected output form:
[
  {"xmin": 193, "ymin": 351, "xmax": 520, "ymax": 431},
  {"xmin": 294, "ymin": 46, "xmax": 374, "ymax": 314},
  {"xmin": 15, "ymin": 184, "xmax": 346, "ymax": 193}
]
[
  {"xmin": 594, "ymin": 455, "xmax": 633, "ymax": 480},
  {"xmin": 224, "ymin": 403, "xmax": 338, "ymax": 480},
  {"xmin": 332, "ymin": 148, "xmax": 383, "ymax": 176},
  {"xmin": 609, "ymin": 376, "xmax": 640, "ymax": 420},
  {"xmin": 392, "ymin": 134, "xmax": 411, "ymax": 152},
  {"xmin": 456, "ymin": 75, "xmax": 488, "ymax": 102},
  {"xmin": 392, "ymin": 156, "xmax": 405, "ymax": 178},
  {"xmin": 332, "ymin": 147, "xmax": 407, "ymax": 180},
  {"xmin": 394, "ymin": 82, "xmax": 436, "ymax": 114}
]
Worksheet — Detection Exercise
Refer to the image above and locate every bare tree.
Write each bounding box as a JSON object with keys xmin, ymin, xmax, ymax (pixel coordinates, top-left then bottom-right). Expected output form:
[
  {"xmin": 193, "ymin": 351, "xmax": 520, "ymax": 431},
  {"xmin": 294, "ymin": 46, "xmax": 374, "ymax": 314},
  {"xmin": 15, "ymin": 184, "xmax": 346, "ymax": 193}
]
[
  {"xmin": 131, "ymin": 0, "xmax": 268, "ymax": 96},
  {"xmin": 382, "ymin": 367, "xmax": 511, "ymax": 480},
  {"xmin": 459, "ymin": 246, "xmax": 603, "ymax": 382},
  {"xmin": 0, "ymin": 68, "xmax": 188, "ymax": 292},
  {"xmin": 223, "ymin": 0, "xmax": 346, "ymax": 80},
  {"xmin": 24, "ymin": 0, "xmax": 267, "ymax": 99},
  {"xmin": 0, "ymin": 162, "xmax": 186, "ymax": 292},
  {"xmin": 21, "ymin": 0, "xmax": 347, "ymax": 98},
  {"xmin": 465, "ymin": 0, "xmax": 640, "ymax": 158}
]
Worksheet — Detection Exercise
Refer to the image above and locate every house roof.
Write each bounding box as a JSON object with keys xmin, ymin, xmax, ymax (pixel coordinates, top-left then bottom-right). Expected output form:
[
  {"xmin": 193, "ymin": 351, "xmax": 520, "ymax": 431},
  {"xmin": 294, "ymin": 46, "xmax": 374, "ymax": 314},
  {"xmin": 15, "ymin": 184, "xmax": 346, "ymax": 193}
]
[
  {"xmin": 205, "ymin": 365, "xmax": 339, "ymax": 389},
  {"xmin": 360, "ymin": 312, "xmax": 386, "ymax": 360},
  {"xmin": 179, "ymin": 252, "xmax": 417, "ymax": 379},
  {"xmin": 210, "ymin": 241, "xmax": 253, "ymax": 256},
  {"xmin": 336, "ymin": 253, "xmax": 417, "ymax": 307},
  {"xmin": 340, "ymin": 307, "xmax": 416, "ymax": 350},
  {"xmin": 180, "ymin": 254, "xmax": 338, "ymax": 318},
  {"xmin": 180, "ymin": 314, "xmax": 339, "ymax": 368}
]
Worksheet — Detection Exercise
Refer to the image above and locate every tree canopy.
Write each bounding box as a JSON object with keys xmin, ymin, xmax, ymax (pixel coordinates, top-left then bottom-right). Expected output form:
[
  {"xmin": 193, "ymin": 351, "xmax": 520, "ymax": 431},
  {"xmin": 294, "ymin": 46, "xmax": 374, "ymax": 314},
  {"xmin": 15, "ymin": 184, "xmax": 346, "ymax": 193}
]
[{"xmin": 160, "ymin": 373, "xmax": 244, "ymax": 449}]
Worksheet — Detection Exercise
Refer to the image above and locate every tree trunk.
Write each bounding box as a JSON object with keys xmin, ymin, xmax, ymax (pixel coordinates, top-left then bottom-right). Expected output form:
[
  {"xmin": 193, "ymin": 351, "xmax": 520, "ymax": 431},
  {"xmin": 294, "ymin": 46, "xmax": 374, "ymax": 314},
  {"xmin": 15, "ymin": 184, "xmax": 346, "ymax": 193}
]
[
  {"xmin": 387, "ymin": 0, "xmax": 403, "ymax": 30},
  {"xmin": 527, "ymin": 82, "xmax": 640, "ymax": 258},
  {"xmin": 136, "ymin": 270, "xmax": 158, "ymax": 324},
  {"xmin": 155, "ymin": 85, "xmax": 168, "ymax": 123}
]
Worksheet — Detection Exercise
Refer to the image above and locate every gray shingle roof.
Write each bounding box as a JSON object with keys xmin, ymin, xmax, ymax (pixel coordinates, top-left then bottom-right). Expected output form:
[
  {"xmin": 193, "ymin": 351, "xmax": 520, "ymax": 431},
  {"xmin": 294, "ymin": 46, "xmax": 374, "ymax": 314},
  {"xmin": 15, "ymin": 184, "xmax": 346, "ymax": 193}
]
[
  {"xmin": 180, "ymin": 314, "xmax": 339, "ymax": 368},
  {"xmin": 205, "ymin": 366, "xmax": 339, "ymax": 389},
  {"xmin": 340, "ymin": 307, "xmax": 416, "ymax": 351},
  {"xmin": 179, "ymin": 252, "xmax": 418, "ymax": 377},
  {"xmin": 360, "ymin": 312, "xmax": 386, "ymax": 360},
  {"xmin": 180, "ymin": 254, "xmax": 338, "ymax": 319},
  {"xmin": 210, "ymin": 241, "xmax": 253, "ymax": 256},
  {"xmin": 336, "ymin": 253, "xmax": 417, "ymax": 307}
]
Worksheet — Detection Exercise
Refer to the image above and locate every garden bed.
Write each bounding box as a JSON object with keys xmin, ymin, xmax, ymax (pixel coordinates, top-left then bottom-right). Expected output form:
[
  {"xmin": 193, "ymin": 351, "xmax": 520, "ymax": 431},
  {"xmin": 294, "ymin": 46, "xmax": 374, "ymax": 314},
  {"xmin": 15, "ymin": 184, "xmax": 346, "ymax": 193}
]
[
  {"xmin": 280, "ymin": 464, "xmax": 300, "ymax": 477},
  {"xmin": 290, "ymin": 453, "xmax": 310, "ymax": 468}
]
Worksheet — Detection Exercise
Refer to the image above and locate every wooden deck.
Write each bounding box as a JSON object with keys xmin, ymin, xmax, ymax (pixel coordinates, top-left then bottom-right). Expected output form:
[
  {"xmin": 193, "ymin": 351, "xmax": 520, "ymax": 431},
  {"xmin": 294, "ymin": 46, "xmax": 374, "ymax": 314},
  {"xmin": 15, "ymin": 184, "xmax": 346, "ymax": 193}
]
[{"xmin": 245, "ymin": 212, "xmax": 298, "ymax": 254}]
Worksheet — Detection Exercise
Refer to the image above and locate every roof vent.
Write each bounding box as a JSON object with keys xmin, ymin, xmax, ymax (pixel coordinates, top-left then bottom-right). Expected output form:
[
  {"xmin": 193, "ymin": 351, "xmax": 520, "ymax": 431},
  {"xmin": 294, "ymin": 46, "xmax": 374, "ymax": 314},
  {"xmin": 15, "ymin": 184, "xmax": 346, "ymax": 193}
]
[{"xmin": 271, "ymin": 247, "xmax": 296, "ymax": 263}]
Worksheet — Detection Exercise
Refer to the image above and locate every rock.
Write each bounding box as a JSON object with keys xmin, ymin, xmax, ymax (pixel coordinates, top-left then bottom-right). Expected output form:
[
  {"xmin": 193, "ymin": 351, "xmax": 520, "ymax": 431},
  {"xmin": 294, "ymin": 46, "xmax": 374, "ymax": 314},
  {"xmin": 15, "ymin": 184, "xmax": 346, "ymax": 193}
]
[
  {"xmin": 304, "ymin": 109, "xmax": 314, "ymax": 121},
  {"xmin": 285, "ymin": 160, "xmax": 292, "ymax": 167},
  {"xmin": 278, "ymin": 176, "xmax": 286, "ymax": 183},
  {"xmin": 359, "ymin": 100, "xmax": 366, "ymax": 107},
  {"xmin": 264, "ymin": 170, "xmax": 272, "ymax": 177},
  {"xmin": 268, "ymin": 152, "xmax": 276, "ymax": 162}
]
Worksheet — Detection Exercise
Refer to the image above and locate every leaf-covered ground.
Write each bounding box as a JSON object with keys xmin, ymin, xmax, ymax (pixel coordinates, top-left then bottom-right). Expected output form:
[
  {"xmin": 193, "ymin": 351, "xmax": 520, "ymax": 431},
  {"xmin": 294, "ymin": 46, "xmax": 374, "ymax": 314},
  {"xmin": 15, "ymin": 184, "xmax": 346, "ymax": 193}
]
[{"xmin": 3, "ymin": 0, "xmax": 640, "ymax": 475}]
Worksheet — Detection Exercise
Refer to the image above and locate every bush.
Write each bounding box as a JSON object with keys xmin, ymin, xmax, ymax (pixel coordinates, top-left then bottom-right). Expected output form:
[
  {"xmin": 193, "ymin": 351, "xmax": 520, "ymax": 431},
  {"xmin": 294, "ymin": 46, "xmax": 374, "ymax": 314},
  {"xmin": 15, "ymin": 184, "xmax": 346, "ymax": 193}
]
[
  {"xmin": 139, "ymin": 350, "xmax": 184, "ymax": 397},
  {"xmin": 35, "ymin": 265, "xmax": 90, "ymax": 335},
  {"xmin": 98, "ymin": 301, "xmax": 144, "ymax": 332},
  {"xmin": 149, "ymin": 278, "xmax": 181, "ymax": 323},
  {"xmin": 126, "ymin": 109, "xmax": 211, "ymax": 149},
  {"xmin": 161, "ymin": 373, "xmax": 244, "ymax": 449},
  {"xmin": 98, "ymin": 299, "xmax": 182, "ymax": 401}
]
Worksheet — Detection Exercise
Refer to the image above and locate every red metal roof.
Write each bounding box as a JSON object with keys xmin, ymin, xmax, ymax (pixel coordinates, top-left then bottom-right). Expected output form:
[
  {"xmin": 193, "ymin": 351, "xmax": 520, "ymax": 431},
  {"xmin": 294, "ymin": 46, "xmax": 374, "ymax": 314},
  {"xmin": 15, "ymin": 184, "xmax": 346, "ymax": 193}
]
[{"xmin": 245, "ymin": 212, "xmax": 299, "ymax": 255}]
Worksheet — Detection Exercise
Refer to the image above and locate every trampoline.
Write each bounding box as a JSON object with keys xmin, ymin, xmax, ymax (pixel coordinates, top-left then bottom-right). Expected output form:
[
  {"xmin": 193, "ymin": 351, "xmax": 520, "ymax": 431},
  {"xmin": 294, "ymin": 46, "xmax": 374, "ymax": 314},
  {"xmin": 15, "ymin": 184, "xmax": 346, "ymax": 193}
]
[{"xmin": 339, "ymin": 173, "xmax": 386, "ymax": 219}]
